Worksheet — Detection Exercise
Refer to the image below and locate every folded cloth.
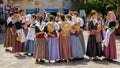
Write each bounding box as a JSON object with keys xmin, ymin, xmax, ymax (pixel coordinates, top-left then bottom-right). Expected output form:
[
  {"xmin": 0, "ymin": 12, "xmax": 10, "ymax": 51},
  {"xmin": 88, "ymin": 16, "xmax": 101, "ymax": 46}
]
[
  {"xmin": 103, "ymin": 27, "xmax": 115, "ymax": 47},
  {"xmin": 16, "ymin": 29, "xmax": 26, "ymax": 43},
  {"xmin": 26, "ymin": 28, "xmax": 35, "ymax": 40}
]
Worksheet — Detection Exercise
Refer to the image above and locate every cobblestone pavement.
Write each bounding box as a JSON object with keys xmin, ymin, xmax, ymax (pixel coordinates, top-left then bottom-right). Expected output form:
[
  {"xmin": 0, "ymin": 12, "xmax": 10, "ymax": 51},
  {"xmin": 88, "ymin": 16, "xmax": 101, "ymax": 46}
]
[{"xmin": 0, "ymin": 31, "xmax": 120, "ymax": 68}]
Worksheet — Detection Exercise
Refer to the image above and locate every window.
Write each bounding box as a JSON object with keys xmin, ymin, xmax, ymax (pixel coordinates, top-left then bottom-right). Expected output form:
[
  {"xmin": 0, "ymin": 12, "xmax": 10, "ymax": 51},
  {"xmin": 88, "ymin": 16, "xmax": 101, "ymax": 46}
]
[{"xmin": 34, "ymin": 1, "xmax": 39, "ymax": 5}]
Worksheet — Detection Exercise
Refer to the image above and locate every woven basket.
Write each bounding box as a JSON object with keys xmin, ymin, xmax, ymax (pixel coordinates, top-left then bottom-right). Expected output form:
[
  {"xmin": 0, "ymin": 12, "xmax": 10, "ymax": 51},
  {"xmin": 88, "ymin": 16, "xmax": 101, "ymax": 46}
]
[
  {"xmin": 16, "ymin": 36, "xmax": 21, "ymax": 41},
  {"xmin": 47, "ymin": 22, "xmax": 55, "ymax": 33},
  {"xmin": 61, "ymin": 21, "xmax": 71, "ymax": 33},
  {"xmin": 72, "ymin": 23, "xmax": 80, "ymax": 31}
]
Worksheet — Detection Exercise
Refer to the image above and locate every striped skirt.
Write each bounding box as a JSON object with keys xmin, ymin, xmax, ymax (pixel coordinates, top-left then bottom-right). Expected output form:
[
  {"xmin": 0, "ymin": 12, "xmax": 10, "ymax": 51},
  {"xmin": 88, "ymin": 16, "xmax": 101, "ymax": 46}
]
[
  {"xmin": 33, "ymin": 38, "xmax": 48, "ymax": 59},
  {"xmin": 59, "ymin": 33, "xmax": 72, "ymax": 60},
  {"xmin": 4, "ymin": 28, "xmax": 14, "ymax": 48},
  {"xmin": 47, "ymin": 37, "xmax": 60, "ymax": 60},
  {"xmin": 70, "ymin": 33, "xmax": 84, "ymax": 58},
  {"xmin": 12, "ymin": 33, "xmax": 25, "ymax": 53}
]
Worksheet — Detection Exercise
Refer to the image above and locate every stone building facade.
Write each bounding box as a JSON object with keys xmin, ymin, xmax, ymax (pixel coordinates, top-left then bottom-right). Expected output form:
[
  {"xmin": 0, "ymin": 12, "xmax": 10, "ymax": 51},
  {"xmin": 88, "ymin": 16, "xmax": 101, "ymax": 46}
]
[{"xmin": 5, "ymin": 0, "xmax": 72, "ymax": 15}]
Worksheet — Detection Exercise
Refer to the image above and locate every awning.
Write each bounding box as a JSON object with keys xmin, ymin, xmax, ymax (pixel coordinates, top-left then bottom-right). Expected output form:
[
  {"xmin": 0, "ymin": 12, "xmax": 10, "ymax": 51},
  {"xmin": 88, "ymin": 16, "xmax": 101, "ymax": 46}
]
[
  {"xmin": 63, "ymin": 9, "xmax": 69, "ymax": 14},
  {"xmin": 26, "ymin": 8, "xmax": 40, "ymax": 14},
  {"xmin": 45, "ymin": 9, "xmax": 58, "ymax": 13}
]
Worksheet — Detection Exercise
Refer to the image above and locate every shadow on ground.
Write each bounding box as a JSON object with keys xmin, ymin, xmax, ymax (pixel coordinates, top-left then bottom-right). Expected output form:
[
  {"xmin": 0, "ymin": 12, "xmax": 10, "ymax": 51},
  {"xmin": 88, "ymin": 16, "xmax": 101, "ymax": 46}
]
[
  {"xmin": 116, "ymin": 36, "xmax": 120, "ymax": 41},
  {"xmin": 34, "ymin": 59, "xmax": 120, "ymax": 66},
  {"xmin": 35, "ymin": 58, "xmax": 90, "ymax": 66}
]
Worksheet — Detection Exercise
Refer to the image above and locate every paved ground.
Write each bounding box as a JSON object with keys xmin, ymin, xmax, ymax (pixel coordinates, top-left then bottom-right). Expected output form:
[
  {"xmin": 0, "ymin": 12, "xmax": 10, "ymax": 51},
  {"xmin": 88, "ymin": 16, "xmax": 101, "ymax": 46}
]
[{"xmin": 0, "ymin": 30, "xmax": 120, "ymax": 68}]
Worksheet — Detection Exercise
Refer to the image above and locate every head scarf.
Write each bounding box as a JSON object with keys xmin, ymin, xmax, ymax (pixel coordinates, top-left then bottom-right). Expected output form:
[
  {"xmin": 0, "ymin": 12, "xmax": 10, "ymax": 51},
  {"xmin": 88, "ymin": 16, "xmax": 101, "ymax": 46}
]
[
  {"xmin": 26, "ymin": 14, "xmax": 31, "ymax": 21},
  {"xmin": 108, "ymin": 11, "xmax": 116, "ymax": 22}
]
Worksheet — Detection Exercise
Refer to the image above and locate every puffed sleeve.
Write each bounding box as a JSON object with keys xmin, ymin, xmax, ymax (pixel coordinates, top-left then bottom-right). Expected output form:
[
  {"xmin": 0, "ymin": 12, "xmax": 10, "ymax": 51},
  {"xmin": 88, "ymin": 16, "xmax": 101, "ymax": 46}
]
[
  {"xmin": 40, "ymin": 22, "xmax": 46, "ymax": 31},
  {"xmin": 54, "ymin": 23, "xmax": 60, "ymax": 31}
]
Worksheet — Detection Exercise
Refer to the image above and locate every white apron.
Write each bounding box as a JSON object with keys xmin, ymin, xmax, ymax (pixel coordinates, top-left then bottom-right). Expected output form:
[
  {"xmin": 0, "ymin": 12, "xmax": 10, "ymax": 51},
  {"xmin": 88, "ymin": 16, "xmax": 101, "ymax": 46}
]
[
  {"xmin": 26, "ymin": 28, "xmax": 35, "ymax": 40},
  {"xmin": 16, "ymin": 29, "xmax": 26, "ymax": 43}
]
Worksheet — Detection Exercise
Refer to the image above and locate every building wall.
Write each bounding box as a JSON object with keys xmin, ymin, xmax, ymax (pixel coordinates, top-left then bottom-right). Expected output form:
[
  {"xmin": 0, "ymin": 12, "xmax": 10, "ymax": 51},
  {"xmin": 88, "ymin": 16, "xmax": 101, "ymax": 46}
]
[
  {"xmin": 39, "ymin": 0, "xmax": 64, "ymax": 15},
  {"xmin": 3, "ymin": 0, "xmax": 7, "ymax": 4},
  {"xmin": 7, "ymin": 0, "xmax": 73, "ymax": 15},
  {"xmin": 8, "ymin": 0, "xmax": 34, "ymax": 9},
  {"xmin": 64, "ymin": 0, "xmax": 72, "ymax": 10}
]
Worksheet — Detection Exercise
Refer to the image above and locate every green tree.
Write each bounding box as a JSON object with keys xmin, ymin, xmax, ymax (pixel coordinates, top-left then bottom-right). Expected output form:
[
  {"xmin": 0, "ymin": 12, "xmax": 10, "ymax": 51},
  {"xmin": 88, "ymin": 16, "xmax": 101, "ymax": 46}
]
[{"xmin": 79, "ymin": 0, "xmax": 120, "ymax": 18}]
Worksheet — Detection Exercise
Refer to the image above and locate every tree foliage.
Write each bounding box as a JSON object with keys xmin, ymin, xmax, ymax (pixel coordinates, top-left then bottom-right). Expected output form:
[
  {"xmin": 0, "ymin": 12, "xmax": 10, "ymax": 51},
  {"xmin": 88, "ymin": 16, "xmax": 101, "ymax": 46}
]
[{"xmin": 79, "ymin": 0, "xmax": 120, "ymax": 16}]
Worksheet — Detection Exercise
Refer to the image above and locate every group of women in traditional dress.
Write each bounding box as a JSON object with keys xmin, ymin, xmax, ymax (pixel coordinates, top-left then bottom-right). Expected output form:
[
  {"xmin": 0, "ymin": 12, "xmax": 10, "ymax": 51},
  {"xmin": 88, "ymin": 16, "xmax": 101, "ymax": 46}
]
[
  {"xmin": 4, "ymin": 9, "xmax": 118, "ymax": 64},
  {"xmin": 87, "ymin": 10, "xmax": 119, "ymax": 61}
]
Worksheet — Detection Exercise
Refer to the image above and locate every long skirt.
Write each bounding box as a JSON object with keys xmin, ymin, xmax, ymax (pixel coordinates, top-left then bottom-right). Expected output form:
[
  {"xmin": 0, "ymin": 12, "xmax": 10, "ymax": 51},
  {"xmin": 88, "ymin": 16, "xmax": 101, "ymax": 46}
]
[
  {"xmin": 78, "ymin": 32, "xmax": 85, "ymax": 54},
  {"xmin": 12, "ymin": 34, "xmax": 25, "ymax": 53},
  {"xmin": 96, "ymin": 42, "xmax": 102, "ymax": 57},
  {"xmin": 95, "ymin": 32, "xmax": 103, "ymax": 57},
  {"xmin": 86, "ymin": 35, "xmax": 97, "ymax": 57},
  {"xmin": 26, "ymin": 40, "xmax": 34, "ymax": 54},
  {"xmin": 103, "ymin": 32, "xmax": 117, "ymax": 59},
  {"xmin": 59, "ymin": 33, "xmax": 72, "ymax": 60},
  {"xmin": 4, "ymin": 28, "xmax": 14, "ymax": 48},
  {"xmin": 70, "ymin": 33, "xmax": 84, "ymax": 58},
  {"xmin": 47, "ymin": 38, "xmax": 60, "ymax": 60},
  {"xmin": 33, "ymin": 38, "xmax": 48, "ymax": 59}
]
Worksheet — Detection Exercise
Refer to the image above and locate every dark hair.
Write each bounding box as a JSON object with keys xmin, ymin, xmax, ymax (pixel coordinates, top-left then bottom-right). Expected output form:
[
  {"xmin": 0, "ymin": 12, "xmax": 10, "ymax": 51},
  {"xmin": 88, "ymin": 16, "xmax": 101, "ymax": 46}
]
[
  {"xmin": 61, "ymin": 14, "xmax": 65, "ymax": 21},
  {"xmin": 37, "ymin": 15, "xmax": 43, "ymax": 22},
  {"xmin": 31, "ymin": 14, "xmax": 37, "ymax": 19},
  {"xmin": 90, "ymin": 10, "xmax": 97, "ymax": 16},
  {"xmin": 66, "ymin": 14, "xmax": 72, "ymax": 21},
  {"xmin": 49, "ymin": 15, "xmax": 54, "ymax": 22},
  {"xmin": 10, "ymin": 13, "xmax": 14, "ymax": 17},
  {"xmin": 109, "ymin": 21, "xmax": 116, "ymax": 28},
  {"xmin": 19, "ymin": 9, "xmax": 24, "ymax": 13},
  {"xmin": 74, "ymin": 11, "xmax": 79, "ymax": 16}
]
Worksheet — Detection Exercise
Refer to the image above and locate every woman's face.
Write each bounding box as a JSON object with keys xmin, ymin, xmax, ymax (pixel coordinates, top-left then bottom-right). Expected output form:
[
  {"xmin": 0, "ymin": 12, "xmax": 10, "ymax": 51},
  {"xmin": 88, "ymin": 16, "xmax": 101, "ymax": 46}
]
[
  {"xmin": 93, "ymin": 13, "xmax": 97, "ymax": 19},
  {"xmin": 15, "ymin": 15, "xmax": 20, "ymax": 21},
  {"xmin": 31, "ymin": 16, "xmax": 35, "ymax": 20}
]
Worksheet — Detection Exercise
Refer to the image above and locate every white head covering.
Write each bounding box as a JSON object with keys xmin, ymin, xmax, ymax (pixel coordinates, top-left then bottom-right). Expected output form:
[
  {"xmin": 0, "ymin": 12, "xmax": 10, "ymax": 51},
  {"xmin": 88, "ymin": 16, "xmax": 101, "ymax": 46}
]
[
  {"xmin": 108, "ymin": 11, "xmax": 116, "ymax": 22},
  {"xmin": 7, "ymin": 17, "xmax": 12, "ymax": 25},
  {"xmin": 26, "ymin": 14, "xmax": 31, "ymax": 21}
]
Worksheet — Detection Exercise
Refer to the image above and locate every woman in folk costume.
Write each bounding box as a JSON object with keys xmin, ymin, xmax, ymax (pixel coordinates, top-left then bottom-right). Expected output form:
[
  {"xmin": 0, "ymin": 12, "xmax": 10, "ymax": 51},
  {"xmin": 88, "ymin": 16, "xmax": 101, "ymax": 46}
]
[
  {"xmin": 73, "ymin": 11, "xmax": 86, "ymax": 55},
  {"xmin": 33, "ymin": 16, "xmax": 48, "ymax": 63},
  {"xmin": 45, "ymin": 22, "xmax": 60, "ymax": 63},
  {"xmin": 18, "ymin": 9, "xmax": 26, "ymax": 23},
  {"xmin": 23, "ymin": 14, "xmax": 32, "ymax": 38},
  {"xmin": 52, "ymin": 16, "xmax": 61, "ymax": 32},
  {"xmin": 54, "ymin": 17, "xmax": 61, "ymax": 32},
  {"xmin": 12, "ymin": 13, "xmax": 26, "ymax": 56},
  {"xmin": 4, "ymin": 13, "xmax": 15, "ymax": 52},
  {"xmin": 95, "ymin": 20, "xmax": 103, "ymax": 58},
  {"xmin": 23, "ymin": 14, "xmax": 31, "ymax": 56},
  {"xmin": 70, "ymin": 23, "xmax": 84, "ymax": 59},
  {"xmin": 59, "ymin": 21, "xmax": 72, "ymax": 62},
  {"xmin": 97, "ymin": 13, "xmax": 104, "ymax": 40},
  {"xmin": 57, "ymin": 14, "xmax": 66, "ymax": 32},
  {"xmin": 55, "ymin": 12, "xmax": 62, "ymax": 23},
  {"xmin": 103, "ymin": 11, "xmax": 119, "ymax": 61},
  {"xmin": 26, "ymin": 14, "xmax": 37, "ymax": 56},
  {"xmin": 65, "ymin": 14, "xmax": 74, "ymax": 26},
  {"xmin": 44, "ymin": 15, "xmax": 60, "ymax": 62},
  {"xmin": 86, "ymin": 10, "xmax": 100, "ymax": 60}
]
